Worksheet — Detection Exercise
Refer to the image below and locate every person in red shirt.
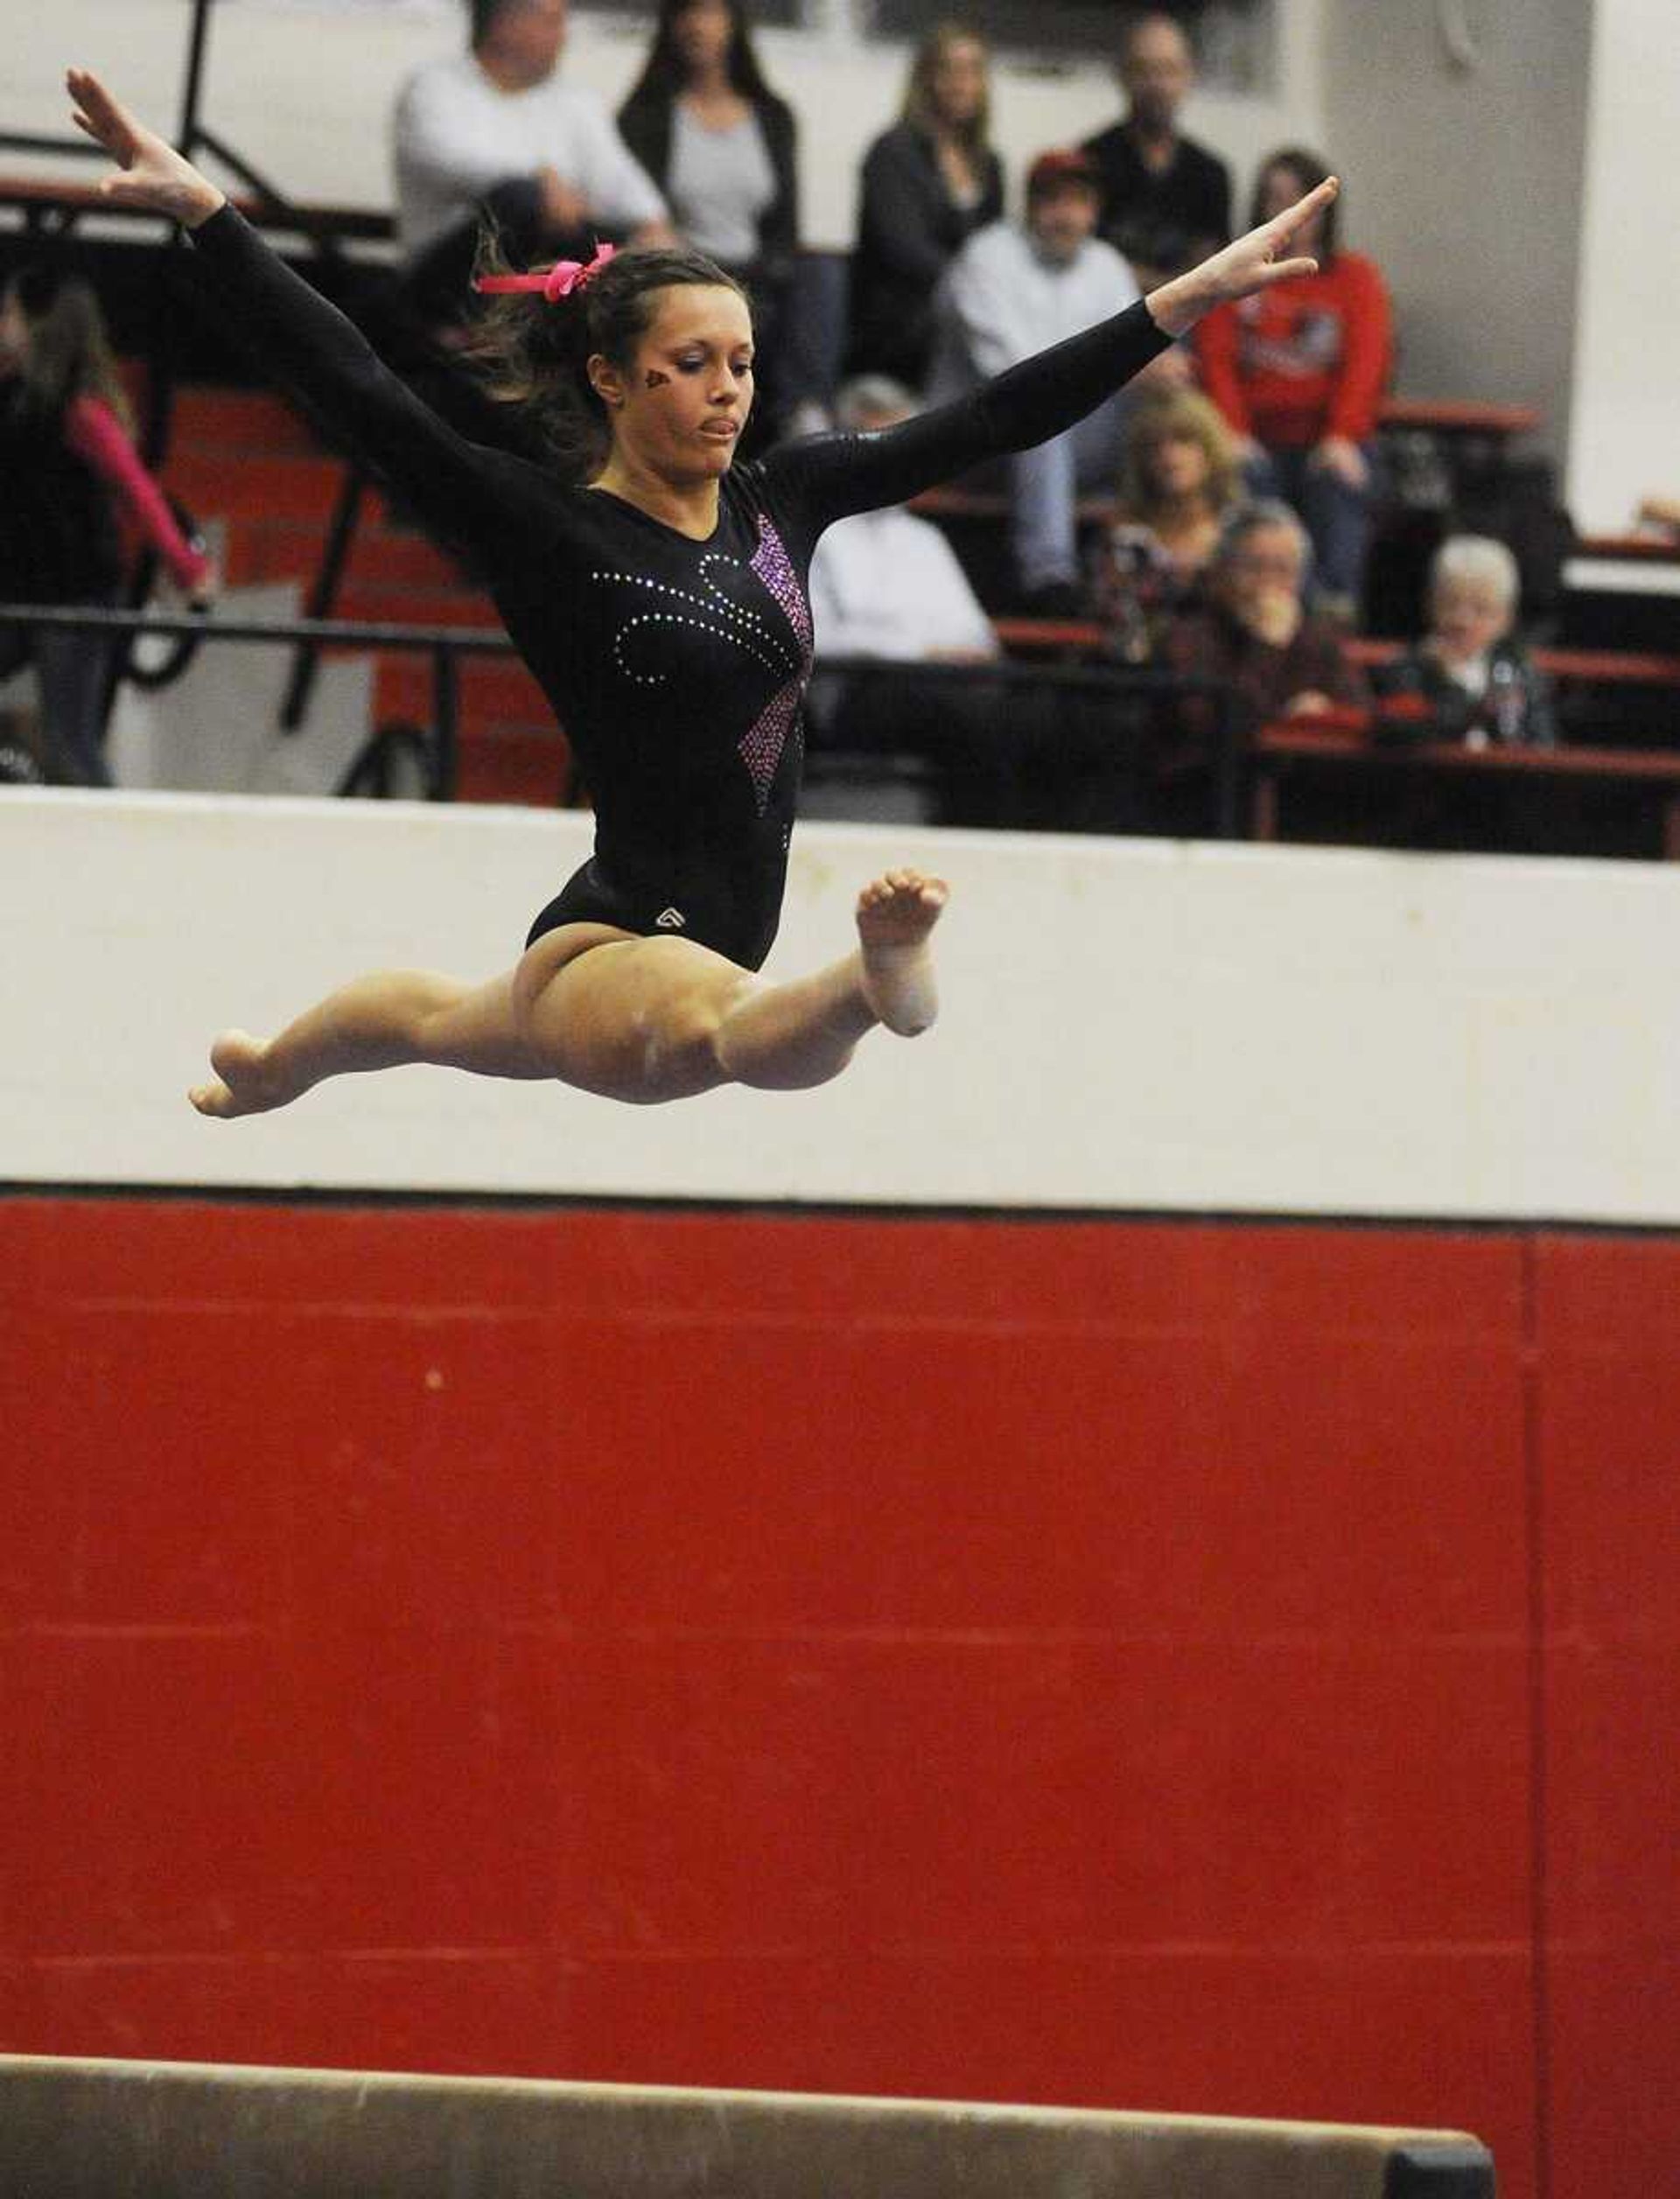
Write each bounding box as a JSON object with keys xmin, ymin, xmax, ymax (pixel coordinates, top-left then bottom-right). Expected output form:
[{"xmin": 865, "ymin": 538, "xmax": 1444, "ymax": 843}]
[
  {"xmin": 1193, "ymin": 146, "xmax": 1390, "ymax": 618},
  {"xmin": 0, "ymin": 263, "xmax": 214, "ymax": 785}
]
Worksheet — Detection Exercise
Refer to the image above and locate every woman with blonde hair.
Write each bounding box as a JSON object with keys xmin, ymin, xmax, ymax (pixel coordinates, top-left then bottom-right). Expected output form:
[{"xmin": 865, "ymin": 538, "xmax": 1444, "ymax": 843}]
[
  {"xmin": 1090, "ymin": 384, "xmax": 1241, "ymax": 657},
  {"xmin": 847, "ymin": 22, "xmax": 1004, "ymax": 389}
]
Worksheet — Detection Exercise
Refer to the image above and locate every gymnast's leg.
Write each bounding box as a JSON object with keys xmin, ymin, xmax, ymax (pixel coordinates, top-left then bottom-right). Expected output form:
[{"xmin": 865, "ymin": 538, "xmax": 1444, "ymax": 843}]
[
  {"xmin": 188, "ymin": 964, "xmax": 551, "ymax": 1116},
  {"xmin": 189, "ymin": 868, "xmax": 947, "ymax": 1116}
]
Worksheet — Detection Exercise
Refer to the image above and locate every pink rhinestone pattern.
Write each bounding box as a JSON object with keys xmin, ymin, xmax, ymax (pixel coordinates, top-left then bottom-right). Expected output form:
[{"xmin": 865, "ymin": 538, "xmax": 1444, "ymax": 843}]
[{"xmin": 738, "ymin": 515, "xmax": 813, "ymax": 810}]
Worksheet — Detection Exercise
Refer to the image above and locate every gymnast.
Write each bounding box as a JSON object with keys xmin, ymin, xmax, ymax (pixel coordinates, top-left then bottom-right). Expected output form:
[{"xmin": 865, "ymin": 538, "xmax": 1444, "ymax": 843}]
[{"xmin": 66, "ymin": 68, "xmax": 1334, "ymax": 1117}]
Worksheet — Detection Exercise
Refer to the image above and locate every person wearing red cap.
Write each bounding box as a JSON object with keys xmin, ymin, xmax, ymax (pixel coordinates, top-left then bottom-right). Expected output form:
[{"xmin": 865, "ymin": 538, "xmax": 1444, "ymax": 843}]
[{"xmin": 928, "ymin": 146, "xmax": 1167, "ymax": 613}]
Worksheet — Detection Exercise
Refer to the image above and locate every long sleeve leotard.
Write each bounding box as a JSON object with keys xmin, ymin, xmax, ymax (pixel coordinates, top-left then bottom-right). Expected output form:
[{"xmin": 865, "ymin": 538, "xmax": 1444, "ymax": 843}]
[{"xmin": 191, "ymin": 207, "xmax": 1171, "ymax": 968}]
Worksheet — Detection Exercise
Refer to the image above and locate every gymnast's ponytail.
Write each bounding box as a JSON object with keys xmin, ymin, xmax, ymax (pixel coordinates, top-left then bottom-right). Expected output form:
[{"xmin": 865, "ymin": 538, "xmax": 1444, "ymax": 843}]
[{"xmin": 463, "ymin": 232, "xmax": 750, "ymax": 486}]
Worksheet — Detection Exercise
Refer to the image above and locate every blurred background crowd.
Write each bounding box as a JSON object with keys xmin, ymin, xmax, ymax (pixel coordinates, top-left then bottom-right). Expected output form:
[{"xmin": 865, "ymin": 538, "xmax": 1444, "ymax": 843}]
[{"xmin": 0, "ymin": 0, "xmax": 1670, "ymax": 856}]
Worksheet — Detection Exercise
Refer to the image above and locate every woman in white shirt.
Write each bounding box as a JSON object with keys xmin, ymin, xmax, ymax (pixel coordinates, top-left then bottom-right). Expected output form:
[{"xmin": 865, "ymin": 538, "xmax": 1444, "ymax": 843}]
[{"xmin": 806, "ymin": 376, "xmax": 1015, "ymax": 826}]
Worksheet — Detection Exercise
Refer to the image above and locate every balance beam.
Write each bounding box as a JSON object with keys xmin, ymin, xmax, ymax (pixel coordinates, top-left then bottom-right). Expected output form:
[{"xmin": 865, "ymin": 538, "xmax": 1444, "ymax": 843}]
[{"xmin": 0, "ymin": 2055, "xmax": 1492, "ymax": 2197}]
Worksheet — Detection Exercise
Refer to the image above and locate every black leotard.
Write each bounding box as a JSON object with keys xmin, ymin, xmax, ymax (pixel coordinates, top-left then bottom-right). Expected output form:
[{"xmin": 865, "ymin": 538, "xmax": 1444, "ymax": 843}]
[{"xmin": 192, "ymin": 207, "xmax": 1172, "ymax": 968}]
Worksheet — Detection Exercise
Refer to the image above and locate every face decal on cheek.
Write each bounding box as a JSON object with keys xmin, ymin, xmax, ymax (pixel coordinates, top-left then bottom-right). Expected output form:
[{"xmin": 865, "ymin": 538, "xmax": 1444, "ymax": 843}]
[{"xmin": 644, "ymin": 369, "xmax": 672, "ymax": 389}]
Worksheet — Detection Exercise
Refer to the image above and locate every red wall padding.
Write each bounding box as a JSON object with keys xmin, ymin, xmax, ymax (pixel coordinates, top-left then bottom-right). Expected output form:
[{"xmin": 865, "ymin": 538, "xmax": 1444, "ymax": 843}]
[{"xmin": 2, "ymin": 1198, "xmax": 1674, "ymax": 2199}]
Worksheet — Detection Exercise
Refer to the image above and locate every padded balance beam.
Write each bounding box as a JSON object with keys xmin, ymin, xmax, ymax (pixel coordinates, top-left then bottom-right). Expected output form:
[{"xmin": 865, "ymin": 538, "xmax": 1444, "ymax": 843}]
[{"xmin": 0, "ymin": 2055, "xmax": 1493, "ymax": 2199}]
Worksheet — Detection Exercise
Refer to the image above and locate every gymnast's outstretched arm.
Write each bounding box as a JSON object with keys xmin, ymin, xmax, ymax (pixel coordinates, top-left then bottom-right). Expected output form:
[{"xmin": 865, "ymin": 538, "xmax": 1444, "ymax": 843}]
[
  {"xmin": 766, "ymin": 178, "xmax": 1340, "ymax": 532},
  {"xmin": 65, "ymin": 68, "xmax": 531, "ymax": 555}
]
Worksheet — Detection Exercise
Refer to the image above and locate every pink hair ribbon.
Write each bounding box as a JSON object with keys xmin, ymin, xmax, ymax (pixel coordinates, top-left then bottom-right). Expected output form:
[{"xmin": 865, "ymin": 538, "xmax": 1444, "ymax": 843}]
[{"xmin": 473, "ymin": 242, "xmax": 618, "ymax": 305}]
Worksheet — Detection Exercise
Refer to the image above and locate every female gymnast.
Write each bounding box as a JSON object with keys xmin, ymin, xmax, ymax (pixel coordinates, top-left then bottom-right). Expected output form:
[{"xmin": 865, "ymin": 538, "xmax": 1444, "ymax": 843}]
[{"xmin": 66, "ymin": 68, "xmax": 1334, "ymax": 1118}]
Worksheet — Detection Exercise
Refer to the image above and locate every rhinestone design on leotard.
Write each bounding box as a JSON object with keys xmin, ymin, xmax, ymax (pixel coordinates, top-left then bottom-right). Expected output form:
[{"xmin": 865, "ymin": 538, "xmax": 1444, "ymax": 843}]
[
  {"xmin": 594, "ymin": 567, "xmax": 794, "ymax": 690},
  {"xmin": 738, "ymin": 515, "xmax": 814, "ymax": 811},
  {"xmin": 591, "ymin": 514, "xmax": 814, "ymax": 814}
]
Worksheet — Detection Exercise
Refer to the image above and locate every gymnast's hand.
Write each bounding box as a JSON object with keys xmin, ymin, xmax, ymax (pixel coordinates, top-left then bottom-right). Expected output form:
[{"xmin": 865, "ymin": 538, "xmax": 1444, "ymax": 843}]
[
  {"xmin": 1144, "ymin": 176, "xmax": 1338, "ymax": 339},
  {"xmin": 66, "ymin": 67, "xmax": 226, "ymax": 229}
]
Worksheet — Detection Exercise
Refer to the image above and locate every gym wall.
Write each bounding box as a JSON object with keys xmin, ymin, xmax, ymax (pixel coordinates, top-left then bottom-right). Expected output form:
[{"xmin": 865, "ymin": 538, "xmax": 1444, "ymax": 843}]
[{"xmin": 2, "ymin": 794, "xmax": 1676, "ymax": 2199}]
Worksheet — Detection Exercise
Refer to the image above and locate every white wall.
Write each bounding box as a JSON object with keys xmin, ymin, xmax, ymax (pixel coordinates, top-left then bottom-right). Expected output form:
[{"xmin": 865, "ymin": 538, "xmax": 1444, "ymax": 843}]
[
  {"xmin": 1322, "ymin": 0, "xmax": 1593, "ymax": 471},
  {"xmin": 1566, "ymin": 0, "xmax": 1680, "ymax": 533},
  {"xmin": 7, "ymin": 790, "xmax": 1680, "ymax": 1222},
  {"xmin": 10, "ymin": 0, "xmax": 1326, "ymax": 250}
]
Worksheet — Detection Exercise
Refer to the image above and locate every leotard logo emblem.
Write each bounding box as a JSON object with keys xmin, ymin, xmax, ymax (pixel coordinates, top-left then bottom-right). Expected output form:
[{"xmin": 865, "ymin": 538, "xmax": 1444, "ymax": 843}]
[{"xmin": 655, "ymin": 907, "xmax": 687, "ymax": 929}]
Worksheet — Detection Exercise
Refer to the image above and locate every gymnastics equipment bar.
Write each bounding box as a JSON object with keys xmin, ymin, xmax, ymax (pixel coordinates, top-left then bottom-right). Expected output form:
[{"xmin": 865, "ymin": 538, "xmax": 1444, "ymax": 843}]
[
  {"xmin": 0, "ymin": 602, "xmax": 1246, "ymax": 826},
  {"xmin": 0, "ymin": 2055, "xmax": 1494, "ymax": 2199}
]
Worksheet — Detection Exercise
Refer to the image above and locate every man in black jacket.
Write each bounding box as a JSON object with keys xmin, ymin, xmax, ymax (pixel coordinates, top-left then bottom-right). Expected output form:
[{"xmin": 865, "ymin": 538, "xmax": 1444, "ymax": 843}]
[{"xmin": 1082, "ymin": 11, "xmax": 1231, "ymax": 287}]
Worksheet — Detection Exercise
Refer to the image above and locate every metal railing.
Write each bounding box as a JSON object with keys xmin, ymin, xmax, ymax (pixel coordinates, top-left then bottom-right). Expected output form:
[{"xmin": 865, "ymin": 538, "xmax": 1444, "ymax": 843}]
[{"xmin": 0, "ymin": 600, "xmax": 1248, "ymax": 826}]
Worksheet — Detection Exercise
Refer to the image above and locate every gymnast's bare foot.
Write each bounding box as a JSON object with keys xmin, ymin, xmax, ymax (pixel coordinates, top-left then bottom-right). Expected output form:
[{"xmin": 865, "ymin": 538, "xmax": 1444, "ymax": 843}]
[
  {"xmin": 188, "ymin": 1030, "xmax": 303, "ymax": 1118},
  {"xmin": 857, "ymin": 868, "xmax": 948, "ymax": 1037}
]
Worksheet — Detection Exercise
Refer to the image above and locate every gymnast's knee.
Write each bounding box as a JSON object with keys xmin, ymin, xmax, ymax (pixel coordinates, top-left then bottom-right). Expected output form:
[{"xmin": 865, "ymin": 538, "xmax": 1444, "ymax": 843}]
[
  {"xmin": 650, "ymin": 981, "xmax": 746, "ymax": 1087},
  {"xmin": 574, "ymin": 970, "xmax": 748, "ymax": 1102}
]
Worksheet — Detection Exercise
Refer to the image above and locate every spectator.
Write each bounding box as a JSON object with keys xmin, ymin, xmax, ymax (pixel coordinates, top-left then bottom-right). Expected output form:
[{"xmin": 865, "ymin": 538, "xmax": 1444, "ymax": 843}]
[
  {"xmin": 1089, "ymin": 384, "xmax": 1242, "ymax": 658},
  {"xmin": 1163, "ymin": 500, "xmax": 1368, "ymax": 725},
  {"xmin": 1194, "ymin": 147, "xmax": 1391, "ymax": 619},
  {"xmin": 618, "ymin": 0, "xmax": 798, "ymax": 442},
  {"xmin": 1373, "ymin": 535, "xmax": 1556, "ymax": 748},
  {"xmin": 848, "ymin": 22, "xmax": 1004, "ymax": 392},
  {"xmin": 394, "ymin": 0, "xmax": 673, "ymax": 332},
  {"xmin": 0, "ymin": 264, "xmax": 213, "ymax": 788},
  {"xmin": 1082, "ymin": 9, "xmax": 1233, "ymax": 286},
  {"xmin": 929, "ymin": 146, "xmax": 1149, "ymax": 613},
  {"xmin": 808, "ymin": 375, "xmax": 1015, "ymax": 824}
]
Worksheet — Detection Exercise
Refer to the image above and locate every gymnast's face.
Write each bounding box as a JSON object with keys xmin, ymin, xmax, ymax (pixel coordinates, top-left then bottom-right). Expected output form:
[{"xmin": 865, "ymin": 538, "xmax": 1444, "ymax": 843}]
[{"xmin": 597, "ymin": 284, "xmax": 756, "ymax": 483}]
